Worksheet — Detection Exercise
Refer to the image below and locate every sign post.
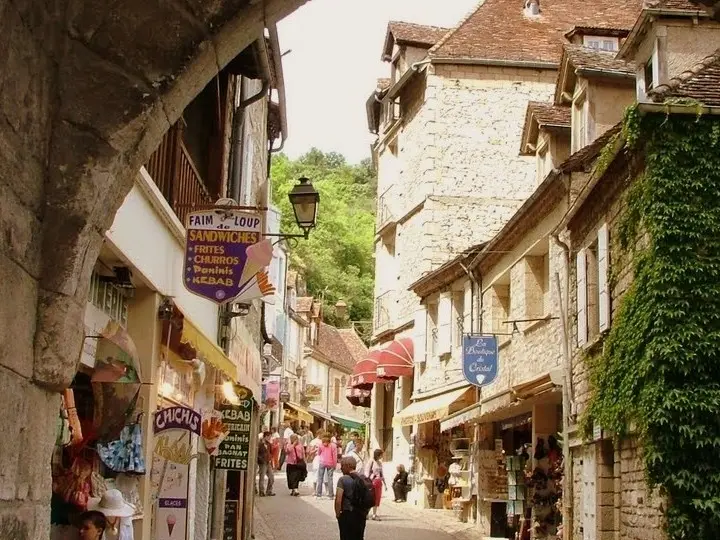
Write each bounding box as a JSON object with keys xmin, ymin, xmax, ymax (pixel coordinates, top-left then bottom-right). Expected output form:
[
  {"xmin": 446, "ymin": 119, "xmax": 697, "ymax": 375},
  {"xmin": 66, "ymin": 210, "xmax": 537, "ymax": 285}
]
[
  {"xmin": 152, "ymin": 406, "xmax": 202, "ymax": 540},
  {"xmin": 462, "ymin": 335, "xmax": 499, "ymax": 387}
]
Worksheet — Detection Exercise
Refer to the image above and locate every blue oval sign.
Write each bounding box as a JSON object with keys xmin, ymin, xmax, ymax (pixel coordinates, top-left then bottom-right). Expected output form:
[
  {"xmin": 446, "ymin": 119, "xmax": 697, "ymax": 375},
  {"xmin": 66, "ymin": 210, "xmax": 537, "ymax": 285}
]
[{"xmin": 462, "ymin": 336, "xmax": 498, "ymax": 387}]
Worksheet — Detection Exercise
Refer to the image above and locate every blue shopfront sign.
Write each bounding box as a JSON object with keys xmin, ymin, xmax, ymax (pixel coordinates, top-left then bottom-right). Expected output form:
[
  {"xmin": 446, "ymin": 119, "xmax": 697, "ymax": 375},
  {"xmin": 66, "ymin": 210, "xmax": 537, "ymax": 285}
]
[{"xmin": 462, "ymin": 335, "xmax": 498, "ymax": 387}]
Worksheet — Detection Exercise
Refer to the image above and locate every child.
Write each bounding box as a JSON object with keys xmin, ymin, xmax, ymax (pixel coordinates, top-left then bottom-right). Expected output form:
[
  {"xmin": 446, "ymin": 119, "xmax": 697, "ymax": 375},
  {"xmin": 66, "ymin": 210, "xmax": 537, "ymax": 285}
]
[
  {"xmin": 392, "ymin": 464, "xmax": 409, "ymax": 502},
  {"xmin": 78, "ymin": 511, "xmax": 107, "ymax": 540}
]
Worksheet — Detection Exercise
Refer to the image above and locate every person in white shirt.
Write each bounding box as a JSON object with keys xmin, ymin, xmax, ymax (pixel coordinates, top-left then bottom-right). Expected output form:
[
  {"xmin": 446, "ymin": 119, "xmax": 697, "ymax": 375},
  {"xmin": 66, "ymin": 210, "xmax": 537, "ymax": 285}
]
[
  {"xmin": 346, "ymin": 437, "xmax": 364, "ymax": 473},
  {"xmin": 307, "ymin": 429, "xmax": 324, "ymax": 489},
  {"xmin": 279, "ymin": 422, "xmax": 294, "ymax": 469},
  {"xmin": 343, "ymin": 431, "xmax": 359, "ymax": 456}
]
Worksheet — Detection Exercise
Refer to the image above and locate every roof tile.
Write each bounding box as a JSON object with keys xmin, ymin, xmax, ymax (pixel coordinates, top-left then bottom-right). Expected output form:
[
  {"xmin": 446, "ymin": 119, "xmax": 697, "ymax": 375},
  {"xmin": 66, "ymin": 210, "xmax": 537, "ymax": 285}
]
[
  {"xmin": 429, "ymin": 0, "xmax": 643, "ymax": 63},
  {"xmin": 650, "ymin": 48, "xmax": 720, "ymax": 106},
  {"xmin": 563, "ymin": 44, "xmax": 636, "ymax": 74},
  {"xmin": 387, "ymin": 21, "xmax": 450, "ymax": 48},
  {"xmin": 528, "ymin": 101, "xmax": 572, "ymax": 127},
  {"xmin": 316, "ymin": 323, "xmax": 365, "ymax": 373}
]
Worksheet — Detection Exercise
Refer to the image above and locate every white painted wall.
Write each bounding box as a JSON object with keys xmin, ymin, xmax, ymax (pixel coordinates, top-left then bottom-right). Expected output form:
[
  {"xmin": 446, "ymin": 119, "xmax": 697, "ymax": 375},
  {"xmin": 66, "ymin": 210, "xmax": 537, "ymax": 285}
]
[{"xmin": 105, "ymin": 169, "xmax": 220, "ymax": 341}]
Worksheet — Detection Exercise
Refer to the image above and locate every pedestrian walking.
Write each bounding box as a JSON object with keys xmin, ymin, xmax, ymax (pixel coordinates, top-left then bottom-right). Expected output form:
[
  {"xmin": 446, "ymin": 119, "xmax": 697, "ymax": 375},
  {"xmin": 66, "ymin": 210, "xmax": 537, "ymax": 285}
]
[
  {"xmin": 392, "ymin": 464, "xmax": 409, "ymax": 502},
  {"xmin": 279, "ymin": 421, "xmax": 294, "ymax": 469},
  {"xmin": 257, "ymin": 431, "xmax": 275, "ymax": 497},
  {"xmin": 308, "ymin": 429, "xmax": 324, "ymax": 490},
  {"xmin": 315, "ymin": 434, "xmax": 338, "ymax": 498},
  {"xmin": 346, "ymin": 438, "xmax": 364, "ymax": 473},
  {"xmin": 335, "ymin": 456, "xmax": 371, "ymax": 540},
  {"xmin": 270, "ymin": 428, "xmax": 281, "ymax": 471},
  {"xmin": 344, "ymin": 431, "xmax": 359, "ymax": 456},
  {"xmin": 364, "ymin": 449, "xmax": 387, "ymax": 520},
  {"xmin": 285, "ymin": 434, "xmax": 307, "ymax": 496}
]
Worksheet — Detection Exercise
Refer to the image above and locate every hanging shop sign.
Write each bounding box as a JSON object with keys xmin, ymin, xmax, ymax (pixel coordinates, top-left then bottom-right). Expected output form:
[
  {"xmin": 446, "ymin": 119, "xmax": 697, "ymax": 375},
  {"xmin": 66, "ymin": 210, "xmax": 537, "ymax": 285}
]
[
  {"xmin": 184, "ymin": 209, "xmax": 274, "ymax": 304},
  {"xmin": 216, "ymin": 394, "xmax": 253, "ymax": 470},
  {"xmin": 304, "ymin": 384, "xmax": 323, "ymax": 401},
  {"xmin": 462, "ymin": 335, "xmax": 499, "ymax": 387},
  {"xmin": 152, "ymin": 406, "xmax": 200, "ymax": 540}
]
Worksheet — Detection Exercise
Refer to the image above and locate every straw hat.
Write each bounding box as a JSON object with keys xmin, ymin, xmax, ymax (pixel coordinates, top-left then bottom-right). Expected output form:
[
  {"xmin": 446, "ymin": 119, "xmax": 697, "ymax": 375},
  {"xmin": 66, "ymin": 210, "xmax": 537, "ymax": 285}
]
[{"xmin": 87, "ymin": 489, "xmax": 136, "ymax": 518}]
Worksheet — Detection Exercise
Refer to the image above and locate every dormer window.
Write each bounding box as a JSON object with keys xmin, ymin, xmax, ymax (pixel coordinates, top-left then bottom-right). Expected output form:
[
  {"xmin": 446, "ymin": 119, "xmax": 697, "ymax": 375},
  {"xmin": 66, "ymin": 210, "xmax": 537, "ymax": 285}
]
[
  {"xmin": 524, "ymin": 0, "xmax": 540, "ymax": 17},
  {"xmin": 644, "ymin": 58, "xmax": 655, "ymax": 93},
  {"xmin": 583, "ymin": 36, "xmax": 619, "ymax": 52}
]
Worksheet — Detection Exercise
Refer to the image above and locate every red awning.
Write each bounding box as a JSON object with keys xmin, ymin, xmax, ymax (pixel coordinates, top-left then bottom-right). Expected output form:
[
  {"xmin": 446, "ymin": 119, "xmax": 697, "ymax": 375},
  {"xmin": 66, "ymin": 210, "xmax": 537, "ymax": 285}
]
[
  {"xmin": 345, "ymin": 385, "xmax": 371, "ymax": 408},
  {"xmin": 376, "ymin": 338, "xmax": 414, "ymax": 379},
  {"xmin": 350, "ymin": 350, "xmax": 385, "ymax": 390}
]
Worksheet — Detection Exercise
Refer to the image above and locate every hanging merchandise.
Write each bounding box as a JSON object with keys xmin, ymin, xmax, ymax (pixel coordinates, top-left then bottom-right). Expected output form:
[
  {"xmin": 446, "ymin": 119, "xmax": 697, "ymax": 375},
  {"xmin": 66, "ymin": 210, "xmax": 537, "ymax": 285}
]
[
  {"xmin": 97, "ymin": 421, "xmax": 147, "ymax": 474},
  {"xmin": 54, "ymin": 457, "xmax": 93, "ymax": 509},
  {"xmin": 63, "ymin": 388, "xmax": 83, "ymax": 445},
  {"xmin": 57, "ymin": 398, "xmax": 72, "ymax": 447}
]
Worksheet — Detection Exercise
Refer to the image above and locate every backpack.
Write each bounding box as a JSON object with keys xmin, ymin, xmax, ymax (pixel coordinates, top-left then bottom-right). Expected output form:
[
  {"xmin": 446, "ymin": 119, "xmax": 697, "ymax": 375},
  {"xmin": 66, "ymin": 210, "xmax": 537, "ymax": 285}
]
[{"xmin": 349, "ymin": 473, "xmax": 375, "ymax": 514}]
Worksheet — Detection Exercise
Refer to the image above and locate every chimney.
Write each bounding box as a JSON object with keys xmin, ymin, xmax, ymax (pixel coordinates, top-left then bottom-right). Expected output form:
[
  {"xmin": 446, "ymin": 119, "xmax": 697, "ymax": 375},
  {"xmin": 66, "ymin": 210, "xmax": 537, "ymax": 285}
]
[{"xmin": 525, "ymin": 0, "xmax": 540, "ymax": 16}]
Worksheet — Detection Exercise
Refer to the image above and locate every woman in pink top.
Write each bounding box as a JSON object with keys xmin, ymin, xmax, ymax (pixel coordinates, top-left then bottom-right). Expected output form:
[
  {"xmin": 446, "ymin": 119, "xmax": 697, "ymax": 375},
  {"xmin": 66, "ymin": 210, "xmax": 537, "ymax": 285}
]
[
  {"xmin": 315, "ymin": 434, "xmax": 338, "ymax": 498},
  {"xmin": 285, "ymin": 434, "xmax": 307, "ymax": 496}
]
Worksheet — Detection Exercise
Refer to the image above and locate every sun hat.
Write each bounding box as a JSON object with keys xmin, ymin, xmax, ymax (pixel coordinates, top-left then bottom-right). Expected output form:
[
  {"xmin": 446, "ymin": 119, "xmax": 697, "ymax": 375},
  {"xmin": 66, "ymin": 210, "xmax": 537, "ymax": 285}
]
[{"xmin": 87, "ymin": 489, "xmax": 136, "ymax": 518}]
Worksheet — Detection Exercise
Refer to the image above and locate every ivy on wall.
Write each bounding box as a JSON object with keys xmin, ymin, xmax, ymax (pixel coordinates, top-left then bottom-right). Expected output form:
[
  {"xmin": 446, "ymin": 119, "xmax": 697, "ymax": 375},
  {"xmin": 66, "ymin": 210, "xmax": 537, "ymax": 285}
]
[{"xmin": 584, "ymin": 106, "xmax": 720, "ymax": 539}]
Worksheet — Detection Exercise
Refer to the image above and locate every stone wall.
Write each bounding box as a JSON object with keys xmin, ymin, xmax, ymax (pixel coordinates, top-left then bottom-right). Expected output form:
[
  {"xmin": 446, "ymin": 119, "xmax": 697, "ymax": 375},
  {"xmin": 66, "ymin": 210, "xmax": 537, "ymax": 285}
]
[
  {"xmin": 566, "ymin": 155, "xmax": 666, "ymax": 539},
  {"xmin": 0, "ymin": 1, "xmax": 305, "ymax": 537},
  {"xmin": 374, "ymin": 64, "xmax": 556, "ymax": 337}
]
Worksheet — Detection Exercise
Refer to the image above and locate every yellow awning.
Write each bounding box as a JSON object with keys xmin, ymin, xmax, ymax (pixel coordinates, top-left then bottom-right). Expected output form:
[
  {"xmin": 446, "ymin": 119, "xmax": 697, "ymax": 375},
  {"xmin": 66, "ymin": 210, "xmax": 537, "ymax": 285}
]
[
  {"xmin": 284, "ymin": 401, "xmax": 313, "ymax": 423},
  {"xmin": 166, "ymin": 316, "xmax": 237, "ymax": 382},
  {"xmin": 393, "ymin": 387, "xmax": 474, "ymax": 427}
]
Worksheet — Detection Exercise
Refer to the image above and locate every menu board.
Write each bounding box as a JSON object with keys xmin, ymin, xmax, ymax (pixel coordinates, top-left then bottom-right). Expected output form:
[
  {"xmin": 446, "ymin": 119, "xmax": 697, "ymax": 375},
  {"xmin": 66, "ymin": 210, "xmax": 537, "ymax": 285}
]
[
  {"xmin": 216, "ymin": 399, "xmax": 252, "ymax": 470},
  {"xmin": 223, "ymin": 500, "xmax": 239, "ymax": 540}
]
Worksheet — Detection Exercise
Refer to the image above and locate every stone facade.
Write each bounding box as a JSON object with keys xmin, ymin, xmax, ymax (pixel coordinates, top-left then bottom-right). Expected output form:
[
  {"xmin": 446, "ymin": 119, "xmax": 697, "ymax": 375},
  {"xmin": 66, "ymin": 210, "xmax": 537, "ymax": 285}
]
[{"xmin": 374, "ymin": 64, "xmax": 557, "ymax": 337}]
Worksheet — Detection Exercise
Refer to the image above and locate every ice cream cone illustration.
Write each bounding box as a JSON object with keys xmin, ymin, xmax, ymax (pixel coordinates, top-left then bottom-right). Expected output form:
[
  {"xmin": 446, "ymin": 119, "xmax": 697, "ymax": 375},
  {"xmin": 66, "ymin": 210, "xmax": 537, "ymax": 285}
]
[
  {"xmin": 235, "ymin": 270, "xmax": 276, "ymax": 303},
  {"xmin": 238, "ymin": 239, "xmax": 273, "ymax": 288},
  {"xmin": 167, "ymin": 514, "xmax": 177, "ymax": 536}
]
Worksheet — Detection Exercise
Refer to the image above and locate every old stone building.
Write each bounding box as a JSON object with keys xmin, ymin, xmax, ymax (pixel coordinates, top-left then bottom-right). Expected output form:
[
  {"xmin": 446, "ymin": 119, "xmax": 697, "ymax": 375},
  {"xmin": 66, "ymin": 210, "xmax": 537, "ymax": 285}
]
[{"xmin": 364, "ymin": 0, "xmax": 644, "ymax": 487}]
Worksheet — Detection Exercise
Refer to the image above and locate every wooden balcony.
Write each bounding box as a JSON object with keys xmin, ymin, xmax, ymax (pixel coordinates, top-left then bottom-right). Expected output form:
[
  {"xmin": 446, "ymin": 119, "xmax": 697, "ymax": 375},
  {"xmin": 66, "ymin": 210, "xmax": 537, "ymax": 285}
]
[{"xmin": 145, "ymin": 122, "xmax": 215, "ymax": 226}]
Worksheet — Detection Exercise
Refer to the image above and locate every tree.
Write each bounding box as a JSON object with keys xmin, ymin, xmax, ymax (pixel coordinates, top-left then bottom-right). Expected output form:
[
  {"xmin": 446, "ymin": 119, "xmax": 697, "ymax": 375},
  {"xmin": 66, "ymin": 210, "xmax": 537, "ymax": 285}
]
[{"xmin": 271, "ymin": 149, "xmax": 376, "ymax": 325}]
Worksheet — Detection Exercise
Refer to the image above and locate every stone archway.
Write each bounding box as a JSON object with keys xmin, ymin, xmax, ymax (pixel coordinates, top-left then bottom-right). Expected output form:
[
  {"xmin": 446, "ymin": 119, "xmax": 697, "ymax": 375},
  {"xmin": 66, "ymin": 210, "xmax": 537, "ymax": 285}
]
[{"xmin": 0, "ymin": 0, "xmax": 306, "ymax": 536}]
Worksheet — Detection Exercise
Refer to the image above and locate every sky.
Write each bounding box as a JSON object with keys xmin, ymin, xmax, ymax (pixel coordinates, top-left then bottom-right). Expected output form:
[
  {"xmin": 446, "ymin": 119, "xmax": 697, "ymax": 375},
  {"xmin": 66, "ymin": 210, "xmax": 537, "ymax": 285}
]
[{"xmin": 277, "ymin": 0, "xmax": 480, "ymax": 164}]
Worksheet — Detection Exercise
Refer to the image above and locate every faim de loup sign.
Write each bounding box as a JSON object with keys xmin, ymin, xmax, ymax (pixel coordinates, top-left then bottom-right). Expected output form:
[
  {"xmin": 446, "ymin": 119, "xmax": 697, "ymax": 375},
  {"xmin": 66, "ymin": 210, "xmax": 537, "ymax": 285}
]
[
  {"xmin": 183, "ymin": 209, "xmax": 269, "ymax": 304},
  {"xmin": 462, "ymin": 335, "xmax": 498, "ymax": 388}
]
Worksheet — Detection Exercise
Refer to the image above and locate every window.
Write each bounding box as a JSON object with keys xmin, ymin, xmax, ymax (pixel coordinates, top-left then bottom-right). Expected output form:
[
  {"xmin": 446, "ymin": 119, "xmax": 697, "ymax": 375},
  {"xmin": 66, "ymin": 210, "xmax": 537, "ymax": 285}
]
[
  {"xmin": 524, "ymin": 250, "xmax": 549, "ymax": 319},
  {"xmin": 644, "ymin": 58, "xmax": 655, "ymax": 94},
  {"xmin": 427, "ymin": 301, "xmax": 439, "ymax": 362},
  {"xmin": 333, "ymin": 377, "xmax": 340, "ymax": 405},
  {"xmin": 536, "ymin": 143, "xmax": 549, "ymax": 184},
  {"xmin": 576, "ymin": 224, "xmax": 610, "ymax": 346},
  {"xmin": 437, "ymin": 292, "xmax": 452, "ymax": 358},
  {"xmin": 490, "ymin": 282, "xmax": 510, "ymax": 335},
  {"xmin": 572, "ymin": 96, "xmax": 588, "ymax": 152},
  {"xmin": 583, "ymin": 36, "xmax": 619, "ymax": 52},
  {"xmin": 452, "ymin": 290, "xmax": 465, "ymax": 351}
]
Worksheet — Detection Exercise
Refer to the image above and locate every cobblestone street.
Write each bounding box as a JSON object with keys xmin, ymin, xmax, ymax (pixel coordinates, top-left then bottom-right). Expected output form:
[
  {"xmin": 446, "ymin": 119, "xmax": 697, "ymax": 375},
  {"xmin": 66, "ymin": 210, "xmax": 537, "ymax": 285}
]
[{"xmin": 254, "ymin": 473, "xmax": 481, "ymax": 540}]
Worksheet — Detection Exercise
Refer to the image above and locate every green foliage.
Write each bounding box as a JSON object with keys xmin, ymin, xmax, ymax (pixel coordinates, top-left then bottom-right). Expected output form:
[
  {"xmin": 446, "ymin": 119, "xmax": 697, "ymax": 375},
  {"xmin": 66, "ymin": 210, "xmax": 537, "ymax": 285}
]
[
  {"xmin": 270, "ymin": 148, "xmax": 376, "ymax": 325},
  {"xmin": 584, "ymin": 108, "xmax": 720, "ymax": 539}
]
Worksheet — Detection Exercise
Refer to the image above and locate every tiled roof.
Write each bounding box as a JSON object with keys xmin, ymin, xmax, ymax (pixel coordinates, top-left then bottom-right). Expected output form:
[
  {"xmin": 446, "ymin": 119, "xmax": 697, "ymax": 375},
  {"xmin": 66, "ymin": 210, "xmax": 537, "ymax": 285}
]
[
  {"xmin": 295, "ymin": 296, "xmax": 313, "ymax": 313},
  {"xmin": 388, "ymin": 21, "xmax": 450, "ymax": 47},
  {"xmin": 429, "ymin": 0, "xmax": 644, "ymax": 64},
  {"xmin": 529, "ymin": 101, "xmax": 571, "ymax": 127},
  {"xmin": 564, "ymin": 26, "xmax": 632, "ymax": 40},
  {"xmin": 316, "ymin": 323, "xmax": 362, "ymax": 373},
  {"xmin": 645, "ymin": 0, "xmax": 704, "ymax": 10},
  {"xmin": 563, "ymin": 44, "xmax": 636, "ymax": 75},
  {"xmin": 649, "ymin": 48, "xmax": 720, "ymax": 106},
  {"xmin": 337, "ymin": 329, "xmax": 368, "ymax": 364},
  {"xmin": 519, "ymin": 102, "xmax": 571, "ymax": 155}
]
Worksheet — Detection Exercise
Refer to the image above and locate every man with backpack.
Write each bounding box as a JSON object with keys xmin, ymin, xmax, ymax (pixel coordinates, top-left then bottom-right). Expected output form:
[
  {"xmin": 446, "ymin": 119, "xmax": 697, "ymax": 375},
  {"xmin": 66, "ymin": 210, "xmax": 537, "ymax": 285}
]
[{"xmin": 334, "ymin": 456, "xmax": 373, "ymax": 540}]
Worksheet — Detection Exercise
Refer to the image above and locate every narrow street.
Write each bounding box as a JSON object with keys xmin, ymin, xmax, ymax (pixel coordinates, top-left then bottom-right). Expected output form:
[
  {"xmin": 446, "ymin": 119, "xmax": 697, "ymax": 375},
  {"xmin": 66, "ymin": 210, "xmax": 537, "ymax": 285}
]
[{"xmin": 254, "ymin": 473, "xmax": 480, "ymax": 540}]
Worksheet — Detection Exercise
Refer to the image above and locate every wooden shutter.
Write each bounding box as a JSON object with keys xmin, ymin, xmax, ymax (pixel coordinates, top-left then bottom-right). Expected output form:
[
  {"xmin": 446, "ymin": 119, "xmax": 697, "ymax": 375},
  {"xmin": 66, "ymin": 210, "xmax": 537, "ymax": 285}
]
[
  {"xmin": 582, "ymin": 445, "xmax": 597, "ymax": 540},
  {"xmin": 576, "ymin": 249, "xmax": 588, "ymax": 346},
  {"xmin": 597, "ymin": 224, "xmax": 610, "ymax": 332},
  {"xmin": 437, "ymin": 293, "xmax": 452, "ymax": 356}
]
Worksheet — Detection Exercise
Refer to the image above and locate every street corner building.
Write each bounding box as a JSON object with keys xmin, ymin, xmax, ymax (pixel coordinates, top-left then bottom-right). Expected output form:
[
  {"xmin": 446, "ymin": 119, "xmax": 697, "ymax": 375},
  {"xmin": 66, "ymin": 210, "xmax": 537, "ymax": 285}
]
[
  {"xmin": 364, "ymin": 1, "xmax": 720, "ymax": 540},
  {"xmin": 44, "ymin": 21, "xmax": 296, "ymax": 540}
]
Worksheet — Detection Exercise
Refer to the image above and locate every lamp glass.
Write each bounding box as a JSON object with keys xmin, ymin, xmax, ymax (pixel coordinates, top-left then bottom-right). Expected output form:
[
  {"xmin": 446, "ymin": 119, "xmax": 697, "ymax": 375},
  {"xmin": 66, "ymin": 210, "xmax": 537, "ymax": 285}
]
[{"xmin": 288, "ymin": 177, "xmax": 320, "ymax": 230}]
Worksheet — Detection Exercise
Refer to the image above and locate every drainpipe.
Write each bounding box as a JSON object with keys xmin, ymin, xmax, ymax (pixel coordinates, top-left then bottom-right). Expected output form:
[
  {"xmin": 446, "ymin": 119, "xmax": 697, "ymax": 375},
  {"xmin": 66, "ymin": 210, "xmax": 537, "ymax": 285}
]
[
  {"xmin": 551, "ymin": 232, "xmax": 574, "ymax": 540},
  {"xmin": 229, "ymin": 77, "xmax": 270, "ymax": 203}
]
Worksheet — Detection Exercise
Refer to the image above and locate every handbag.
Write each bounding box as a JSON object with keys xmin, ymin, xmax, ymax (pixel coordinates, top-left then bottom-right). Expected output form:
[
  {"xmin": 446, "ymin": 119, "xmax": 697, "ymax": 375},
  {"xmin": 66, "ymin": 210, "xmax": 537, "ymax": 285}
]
[{"xmin": 294, "ymin": 446, "xmax": 308, "ymax": 481}]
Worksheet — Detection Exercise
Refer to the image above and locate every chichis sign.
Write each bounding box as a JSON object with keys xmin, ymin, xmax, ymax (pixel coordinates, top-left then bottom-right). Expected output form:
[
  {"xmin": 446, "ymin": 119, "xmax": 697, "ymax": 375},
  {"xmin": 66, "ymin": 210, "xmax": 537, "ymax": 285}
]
[
  {"xmin": 184, "ymin": 209, "xmax": 273, "ymax": 304},
  {"xmin": 462, "ymin": 335, "xmax": 499, "ymax": 387}
]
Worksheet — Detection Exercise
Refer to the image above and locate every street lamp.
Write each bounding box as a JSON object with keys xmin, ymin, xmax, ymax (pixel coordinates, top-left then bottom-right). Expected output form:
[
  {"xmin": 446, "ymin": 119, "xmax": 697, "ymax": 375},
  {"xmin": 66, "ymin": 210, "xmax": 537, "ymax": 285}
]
[{"xmin": 265, "ymin": 177, "xmax": 320, "ymax": 241}]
